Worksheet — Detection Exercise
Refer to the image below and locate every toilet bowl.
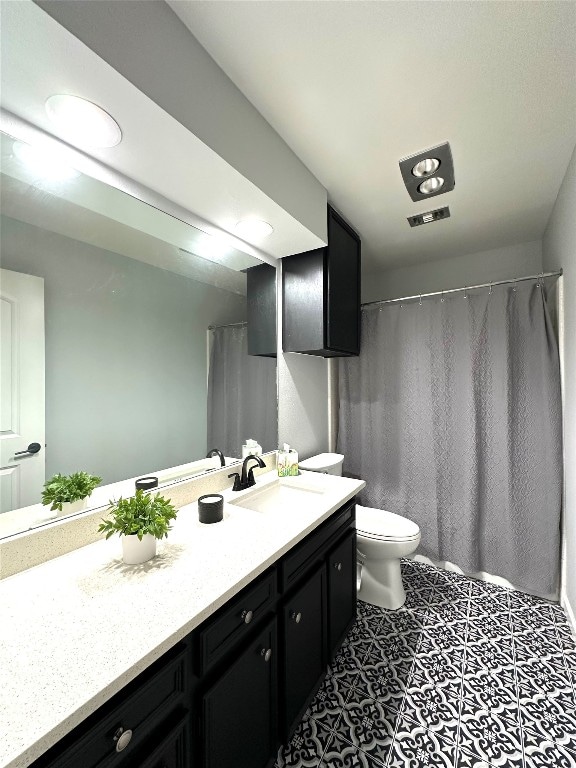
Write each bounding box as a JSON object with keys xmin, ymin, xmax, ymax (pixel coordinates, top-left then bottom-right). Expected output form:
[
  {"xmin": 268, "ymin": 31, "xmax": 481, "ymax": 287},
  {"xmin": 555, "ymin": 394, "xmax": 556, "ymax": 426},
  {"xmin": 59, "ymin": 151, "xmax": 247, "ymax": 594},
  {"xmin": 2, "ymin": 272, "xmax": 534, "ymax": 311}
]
[
  {"xmin": 298, "ymin": 454, "xmax": 421, "ymax": 611},
  {"xmin": 356, "ymin": 505, "xmax": 421, "ymax": 610}
]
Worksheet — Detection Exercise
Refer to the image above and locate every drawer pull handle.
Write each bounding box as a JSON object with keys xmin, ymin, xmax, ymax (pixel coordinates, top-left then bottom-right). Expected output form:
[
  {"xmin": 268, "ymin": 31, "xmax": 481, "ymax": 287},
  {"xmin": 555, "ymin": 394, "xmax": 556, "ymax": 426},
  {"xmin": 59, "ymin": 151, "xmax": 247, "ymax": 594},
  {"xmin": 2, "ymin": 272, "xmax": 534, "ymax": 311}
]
[
  {"xmin": 113, "ymin": 727, "xmax": 133, "ymax": 753},
  {"xmin": 291, "ymin": 611, "xmax": 302, "ymax": 624},
  {"xmin": 334, "ymin": 562, "xmax": 342, "ymax": 571},
  {"xmin": 261, "ymin": 647, "xmax": 272, "ymax": 662},
  {"xmin": 241, "ymin": 609, "xmax": 253, "ymax": 624}
]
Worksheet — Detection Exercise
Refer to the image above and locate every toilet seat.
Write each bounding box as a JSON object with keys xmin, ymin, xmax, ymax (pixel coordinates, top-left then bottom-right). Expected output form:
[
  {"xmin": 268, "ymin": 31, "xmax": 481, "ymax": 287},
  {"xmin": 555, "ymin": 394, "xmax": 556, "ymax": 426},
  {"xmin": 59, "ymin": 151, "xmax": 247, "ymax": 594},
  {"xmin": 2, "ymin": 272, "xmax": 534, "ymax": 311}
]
[{"xmin": 356, "ymin": 505, "xmax": 420, "ymax": 542}]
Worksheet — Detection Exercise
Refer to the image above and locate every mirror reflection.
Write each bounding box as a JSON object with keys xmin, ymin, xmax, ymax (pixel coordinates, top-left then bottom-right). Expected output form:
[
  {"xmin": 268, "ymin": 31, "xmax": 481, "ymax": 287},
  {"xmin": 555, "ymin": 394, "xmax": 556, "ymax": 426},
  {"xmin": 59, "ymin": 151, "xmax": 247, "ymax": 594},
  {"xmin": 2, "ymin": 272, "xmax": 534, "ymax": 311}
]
[{"xmin": 0, "ymin": 132, "xmax": 277, "ymax": 536}]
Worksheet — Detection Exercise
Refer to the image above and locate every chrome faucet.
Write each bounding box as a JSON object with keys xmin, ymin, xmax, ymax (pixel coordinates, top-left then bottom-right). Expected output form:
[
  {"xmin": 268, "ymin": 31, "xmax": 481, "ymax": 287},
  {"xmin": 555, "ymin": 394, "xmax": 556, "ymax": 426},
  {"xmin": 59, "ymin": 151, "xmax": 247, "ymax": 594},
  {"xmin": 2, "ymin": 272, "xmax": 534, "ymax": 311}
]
[
  {"xmin": 206, "ymin": 448, "xmax": 225, "ymax": 467},
  {"xmin": 229, "ymin": 454, "xmax": 266, "ymax": 491}
]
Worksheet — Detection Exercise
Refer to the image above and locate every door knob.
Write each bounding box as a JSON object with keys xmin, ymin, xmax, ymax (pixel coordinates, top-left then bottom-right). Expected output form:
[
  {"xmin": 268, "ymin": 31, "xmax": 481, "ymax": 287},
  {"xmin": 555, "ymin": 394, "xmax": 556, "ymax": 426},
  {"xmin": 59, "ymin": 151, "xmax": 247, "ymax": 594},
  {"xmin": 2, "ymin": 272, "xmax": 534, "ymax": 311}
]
[
  {"xmin": 334, "ymin": 562, "xmax": 342, "ymax": 571},
  {"xmin": 260, "ymin": 647, "xmax": 272, "ymax": 662},
  {"xmin": 290, "ymin": 611, "xmax": 302, "ymax": 624},
  {"xmin": 241, "ymin": 610, "xmax": 253, "ymax": 624},
  {"xmin": 14, "ymin": 442, "xmax": 41, "ymax": 457}
]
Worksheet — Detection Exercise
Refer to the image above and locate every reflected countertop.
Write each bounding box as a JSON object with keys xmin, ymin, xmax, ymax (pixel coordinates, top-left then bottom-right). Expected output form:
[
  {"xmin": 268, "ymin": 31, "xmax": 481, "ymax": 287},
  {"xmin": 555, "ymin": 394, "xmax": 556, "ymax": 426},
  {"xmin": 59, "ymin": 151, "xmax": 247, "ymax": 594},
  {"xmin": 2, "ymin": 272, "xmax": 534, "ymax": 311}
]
[{"xmin": 0, "ymin": 469, "xmax": 365, "ymax": 768}]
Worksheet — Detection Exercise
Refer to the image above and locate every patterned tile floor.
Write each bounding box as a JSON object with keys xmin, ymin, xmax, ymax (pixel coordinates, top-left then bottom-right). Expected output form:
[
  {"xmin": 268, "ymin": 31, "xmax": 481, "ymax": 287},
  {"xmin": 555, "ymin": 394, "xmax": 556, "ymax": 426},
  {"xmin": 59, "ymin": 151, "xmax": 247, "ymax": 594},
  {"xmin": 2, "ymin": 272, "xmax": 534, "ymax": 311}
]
[{"xmin": 275, "ymin": 559, "xmax": 576, "ymax": 768}]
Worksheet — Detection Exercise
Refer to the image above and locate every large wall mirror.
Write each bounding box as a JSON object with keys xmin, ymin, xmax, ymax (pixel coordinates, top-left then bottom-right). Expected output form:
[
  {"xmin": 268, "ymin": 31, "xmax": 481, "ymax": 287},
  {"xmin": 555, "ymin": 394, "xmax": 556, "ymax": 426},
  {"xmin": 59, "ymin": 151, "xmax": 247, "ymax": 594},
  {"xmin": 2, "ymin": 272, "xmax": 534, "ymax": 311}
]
[{"xmin": 0, "ymin": 131, "xmax": 278, "ymax": 537}]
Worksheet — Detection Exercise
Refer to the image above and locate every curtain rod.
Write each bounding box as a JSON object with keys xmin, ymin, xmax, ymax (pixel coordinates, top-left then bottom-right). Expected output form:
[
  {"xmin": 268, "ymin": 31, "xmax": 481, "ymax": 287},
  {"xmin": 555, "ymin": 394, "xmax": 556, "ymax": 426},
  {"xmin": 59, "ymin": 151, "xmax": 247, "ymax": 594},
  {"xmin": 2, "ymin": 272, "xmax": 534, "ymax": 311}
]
[
  {"xmin": 361, "ymin": 269, "xmax": 563, "ymax": 308},
  {"xmin": 208, "ymin": 320, "xmax": 247, "ymax": 330}
]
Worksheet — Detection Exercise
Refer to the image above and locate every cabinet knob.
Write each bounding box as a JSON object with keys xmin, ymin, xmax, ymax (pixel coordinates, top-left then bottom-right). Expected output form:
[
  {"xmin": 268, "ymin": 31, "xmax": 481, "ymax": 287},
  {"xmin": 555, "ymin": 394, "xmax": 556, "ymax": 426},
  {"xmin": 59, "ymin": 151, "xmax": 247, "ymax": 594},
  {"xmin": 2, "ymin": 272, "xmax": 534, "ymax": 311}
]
[
  {"xmin": 334, "ymin": 562, "xmax": 342, "ymax": 571},
  {"xmin": 113, "ymin": 727, "xmax": 133, "ymax": 753},
  {"xmin": 291, "ymin": 611, "xmax": 302, "ymax": 624},
  {"xmin": 260, "ymin": 647, "xmax": 272, "ymax": 662},
  {"xmin": 241, "ymin": 609, "xmax": 253, "ymax": 624}
]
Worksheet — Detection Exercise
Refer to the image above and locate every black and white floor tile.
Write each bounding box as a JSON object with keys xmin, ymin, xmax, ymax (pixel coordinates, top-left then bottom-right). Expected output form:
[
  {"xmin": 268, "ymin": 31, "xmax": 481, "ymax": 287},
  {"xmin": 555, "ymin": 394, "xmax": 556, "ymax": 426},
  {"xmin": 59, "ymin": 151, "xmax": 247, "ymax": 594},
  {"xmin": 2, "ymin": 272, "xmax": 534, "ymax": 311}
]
[{"xmin": 275, "ymin": 559, "xmax": 576, "ymax": 768}]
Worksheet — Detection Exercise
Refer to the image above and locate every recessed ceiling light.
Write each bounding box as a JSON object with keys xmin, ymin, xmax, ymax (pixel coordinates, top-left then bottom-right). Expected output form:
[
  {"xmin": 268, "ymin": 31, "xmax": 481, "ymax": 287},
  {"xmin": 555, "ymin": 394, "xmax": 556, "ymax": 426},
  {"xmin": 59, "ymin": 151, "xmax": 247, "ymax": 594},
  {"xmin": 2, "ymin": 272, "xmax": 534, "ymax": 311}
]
[
  {"xmin": 45, "ymin": 95, "xmax": 122, "ymax": 148},
  {"xmin": 12, "ymin": 141, "xmax": 80, "ymax": 181},
  {"xmin": 418, "ymin": 177, "xmax": 445, "ymax": 195},
  {"xmin": 412, "ymin": 158, "xmax": 440, "ymax": 178},
  {"xmin": 234, "ymin": 219, "xmax": 274, "ymax": 240}
]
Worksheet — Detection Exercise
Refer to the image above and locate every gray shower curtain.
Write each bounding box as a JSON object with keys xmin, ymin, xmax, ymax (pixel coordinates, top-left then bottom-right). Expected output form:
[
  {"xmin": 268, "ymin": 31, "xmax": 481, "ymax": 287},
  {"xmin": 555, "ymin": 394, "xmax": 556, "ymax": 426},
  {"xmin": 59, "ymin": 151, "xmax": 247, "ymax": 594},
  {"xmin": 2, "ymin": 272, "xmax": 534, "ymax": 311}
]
[
  {"xmin": 208, "ymin": 325, "xmax": 277, "ymax": 459},
  {"xmin": 338, "ymin": 279, "xmax": 562, "ymax": 598}
]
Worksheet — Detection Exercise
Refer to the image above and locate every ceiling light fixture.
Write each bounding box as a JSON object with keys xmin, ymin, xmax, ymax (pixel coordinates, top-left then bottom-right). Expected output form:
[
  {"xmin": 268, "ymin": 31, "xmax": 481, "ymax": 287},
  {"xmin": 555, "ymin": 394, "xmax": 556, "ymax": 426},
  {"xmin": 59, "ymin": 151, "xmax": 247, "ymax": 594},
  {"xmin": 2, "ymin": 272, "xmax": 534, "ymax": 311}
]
[
  {"xmin": 234, "ymin": 219, "xmax": 274, "ymax": 241},
  {"xmin": 412, "ymin": 158, "xmax": 440, "ymax": 178},
  {"xmin": 399, "ymin": 142, "xmax": 454, "ymax": 201},
  {"xmin": 45, "ymin": 95, "xmax": 122, "ymax": 148},
  {"xmin": 12, "ymin": 141, "xmax": 80, "ymax": 181},
  {"xmin": 418, "ymin": 177, "xmax": 445, "ymax": 195}
]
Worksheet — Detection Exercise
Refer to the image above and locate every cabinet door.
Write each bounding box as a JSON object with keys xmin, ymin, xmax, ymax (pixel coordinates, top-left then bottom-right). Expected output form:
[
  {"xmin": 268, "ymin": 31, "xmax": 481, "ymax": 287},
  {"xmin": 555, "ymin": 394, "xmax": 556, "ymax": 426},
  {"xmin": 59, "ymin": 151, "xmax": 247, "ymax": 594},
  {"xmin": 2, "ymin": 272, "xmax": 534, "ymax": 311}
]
[
  {"xmin": 326, "ymin": 208, "xmax": 361, "ymax": 356},
  {"xmin": 202, "ymin": 618, "xmax": 277, "ymax": 768},
  {"xmin": 137, "ymin": 712, "xmax": 189, "ymax": 768},
  {"xmin": 282, "ymin": 566, "xmax": 326, "ymax": 739},
  {"xmin": 327, "ymin": 531, "xmax": 357, "ymax": 659}
]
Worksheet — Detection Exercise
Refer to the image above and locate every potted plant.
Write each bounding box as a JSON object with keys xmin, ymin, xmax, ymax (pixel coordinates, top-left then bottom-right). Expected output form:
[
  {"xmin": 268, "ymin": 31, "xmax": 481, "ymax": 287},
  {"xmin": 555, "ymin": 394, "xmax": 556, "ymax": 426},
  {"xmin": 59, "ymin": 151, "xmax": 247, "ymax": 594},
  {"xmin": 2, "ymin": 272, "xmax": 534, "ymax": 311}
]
[
  {"xmin": 98, "ymin": 489, "xmax": 178, "ymax": 565},
  {"xmin": 42, "ymin": 471, "xmax": 102, "ymax": 516}
]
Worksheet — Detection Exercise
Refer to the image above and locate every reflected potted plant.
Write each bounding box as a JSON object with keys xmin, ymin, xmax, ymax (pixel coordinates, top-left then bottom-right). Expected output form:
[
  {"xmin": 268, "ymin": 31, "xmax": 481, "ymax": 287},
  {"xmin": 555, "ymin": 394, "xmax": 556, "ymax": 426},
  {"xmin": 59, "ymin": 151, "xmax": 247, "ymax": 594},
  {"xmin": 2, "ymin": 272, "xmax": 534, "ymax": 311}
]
[
  {"xmin": 41, "ymin": 471, "xmax": 102, "ymax": 516},
  {"xmin": 98, "ymin": 489, "xmax": 178, "ymax": 565}
]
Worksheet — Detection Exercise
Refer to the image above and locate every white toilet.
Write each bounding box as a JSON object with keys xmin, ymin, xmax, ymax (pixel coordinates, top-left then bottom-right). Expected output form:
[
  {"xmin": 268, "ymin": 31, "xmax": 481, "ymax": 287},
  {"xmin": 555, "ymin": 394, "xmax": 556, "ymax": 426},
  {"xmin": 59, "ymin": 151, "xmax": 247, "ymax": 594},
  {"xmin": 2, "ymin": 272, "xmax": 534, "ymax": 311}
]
[{"xmin": 299, "ymin": 453, "xmax": 421, "ymax": 610}]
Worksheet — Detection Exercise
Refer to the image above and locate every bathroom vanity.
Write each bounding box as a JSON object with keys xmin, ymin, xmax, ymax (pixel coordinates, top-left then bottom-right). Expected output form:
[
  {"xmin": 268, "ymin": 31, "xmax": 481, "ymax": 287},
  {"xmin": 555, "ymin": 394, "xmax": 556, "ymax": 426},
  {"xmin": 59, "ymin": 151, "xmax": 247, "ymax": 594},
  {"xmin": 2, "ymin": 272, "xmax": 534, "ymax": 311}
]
[{"xmin": 0, "ymin": 471, "xmax": 364, "ymax": 768}]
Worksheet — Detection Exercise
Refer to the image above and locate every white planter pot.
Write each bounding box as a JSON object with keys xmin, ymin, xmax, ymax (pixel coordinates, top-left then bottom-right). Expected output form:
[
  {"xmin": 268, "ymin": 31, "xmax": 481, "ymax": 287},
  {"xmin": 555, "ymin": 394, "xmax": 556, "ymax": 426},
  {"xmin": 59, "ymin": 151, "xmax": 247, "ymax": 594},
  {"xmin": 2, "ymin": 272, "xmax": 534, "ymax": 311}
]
[
  {"xmin": 59, "ymin": 498, "xmax": 89, "ymax": 516},
  {"xmin": 121, "ymin": 534, "xmax": 157, "ymax": 565}
]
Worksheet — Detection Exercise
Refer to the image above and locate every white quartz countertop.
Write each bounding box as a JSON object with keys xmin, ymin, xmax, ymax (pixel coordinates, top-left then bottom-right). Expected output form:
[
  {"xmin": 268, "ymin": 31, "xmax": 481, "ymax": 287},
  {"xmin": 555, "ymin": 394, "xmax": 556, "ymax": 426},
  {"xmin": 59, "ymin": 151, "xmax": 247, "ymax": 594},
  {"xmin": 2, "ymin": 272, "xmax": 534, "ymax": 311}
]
[{"xmin": 0, "ymin": 470, "xmax": 365, "ymax": 768}]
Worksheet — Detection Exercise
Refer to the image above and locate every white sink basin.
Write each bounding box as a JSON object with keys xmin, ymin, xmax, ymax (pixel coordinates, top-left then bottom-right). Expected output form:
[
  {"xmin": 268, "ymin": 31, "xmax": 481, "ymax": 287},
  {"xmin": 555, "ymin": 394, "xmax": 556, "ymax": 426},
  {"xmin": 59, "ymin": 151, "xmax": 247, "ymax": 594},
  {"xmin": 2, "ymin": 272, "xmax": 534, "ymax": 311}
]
[{"xmin": 229, "ymin": 476, "xmax": 326, "ymax": 514}]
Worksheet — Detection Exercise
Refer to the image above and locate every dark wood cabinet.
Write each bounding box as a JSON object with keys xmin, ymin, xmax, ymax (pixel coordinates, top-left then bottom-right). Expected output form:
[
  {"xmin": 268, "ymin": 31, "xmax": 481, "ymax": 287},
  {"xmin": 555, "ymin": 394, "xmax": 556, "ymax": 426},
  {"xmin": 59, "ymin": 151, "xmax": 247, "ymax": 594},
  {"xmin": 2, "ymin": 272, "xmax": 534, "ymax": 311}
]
[
  {"xmin": 201, "ymin": 618, "xmax": 277, "ymax": 768},
  {"xmin": 31, "ymin": 499, "xmax": 358, "ymax": 768},
  {"xmin": 327, "ymin": 530, "xmax": 358, "ymax": 659},
  {"xmin": 247, "ymin": 263, "xmax": 277, "ymax": 357},
  {"xmin": 281, "ymin": 566, "xmax": 326, "ymax": 737},
  {"xmin": 282, "ymin": 206, "xmax": 361, "ymax": 357}
]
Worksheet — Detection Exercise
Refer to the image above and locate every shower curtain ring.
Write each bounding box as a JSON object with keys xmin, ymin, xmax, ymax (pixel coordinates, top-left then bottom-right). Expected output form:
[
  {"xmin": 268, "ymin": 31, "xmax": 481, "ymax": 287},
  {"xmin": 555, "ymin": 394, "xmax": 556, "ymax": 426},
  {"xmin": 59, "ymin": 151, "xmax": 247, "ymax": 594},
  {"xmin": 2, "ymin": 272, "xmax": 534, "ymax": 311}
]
[
  {"xmin": 440, "ymin": 290, "xmax": 444, "ymax": 303},
  {"xmin": 489, "ymin": 283, "xmax": 492, "ymax": 295},
  {"xmin": 537, "ymin": 272, "xmax": 543, "ymax": 288},
  {"xmin": 419, "ymin": 294, "xmax": 422, "ymax": 306},
  {"xmin": 464, "ymin": 287, "xmax": 468, "ymax": 299}
]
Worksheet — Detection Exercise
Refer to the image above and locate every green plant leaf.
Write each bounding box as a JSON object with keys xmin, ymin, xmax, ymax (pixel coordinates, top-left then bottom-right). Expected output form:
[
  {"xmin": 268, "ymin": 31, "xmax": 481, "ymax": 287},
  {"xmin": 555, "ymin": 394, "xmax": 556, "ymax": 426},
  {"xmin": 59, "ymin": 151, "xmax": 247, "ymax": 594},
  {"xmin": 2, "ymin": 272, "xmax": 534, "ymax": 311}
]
[
  {"xmin": 97, "ymin": 489, "xmax": 178, "ymax": 540},
  {"xmin": 42, "ymin": 471, "xmax": 102, "ymax": 510}
]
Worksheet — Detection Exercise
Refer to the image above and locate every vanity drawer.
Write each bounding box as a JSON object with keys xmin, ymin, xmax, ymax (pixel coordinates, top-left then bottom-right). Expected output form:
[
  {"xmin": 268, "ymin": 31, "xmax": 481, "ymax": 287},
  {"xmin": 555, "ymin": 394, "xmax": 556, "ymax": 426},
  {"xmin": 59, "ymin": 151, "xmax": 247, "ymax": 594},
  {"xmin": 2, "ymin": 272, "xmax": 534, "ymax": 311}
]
[
  {"xmin": 280, "ymin": 499, "xmax": 355, "ymax": 593},
  {"xmin": 197, "ymin": 569, "xmax": 276, "ymax": 674},
  {"xmin": 35, "ymin": 645, "xmax": 188, "ymax": 768}
]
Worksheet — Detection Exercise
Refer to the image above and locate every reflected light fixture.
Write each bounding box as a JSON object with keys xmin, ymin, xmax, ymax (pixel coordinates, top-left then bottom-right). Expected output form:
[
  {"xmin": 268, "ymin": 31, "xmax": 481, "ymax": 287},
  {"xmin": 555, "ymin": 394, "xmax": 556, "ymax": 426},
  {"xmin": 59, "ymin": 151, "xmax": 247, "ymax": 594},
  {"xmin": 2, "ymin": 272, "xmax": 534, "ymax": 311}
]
[
  {"xmin": 234, "ymin": 219, "xmax": 274, "ymax": 241},
  {"xmin": 12, "ymin": 141, "xmax": 80, "ymax": 181},
  {"xmin": 45, "ymin": 95, "xmax": 122, "ymax": 148},
  {"xmin": 399, "ymin": 142, "xmax": 454, "ymax": 201}
]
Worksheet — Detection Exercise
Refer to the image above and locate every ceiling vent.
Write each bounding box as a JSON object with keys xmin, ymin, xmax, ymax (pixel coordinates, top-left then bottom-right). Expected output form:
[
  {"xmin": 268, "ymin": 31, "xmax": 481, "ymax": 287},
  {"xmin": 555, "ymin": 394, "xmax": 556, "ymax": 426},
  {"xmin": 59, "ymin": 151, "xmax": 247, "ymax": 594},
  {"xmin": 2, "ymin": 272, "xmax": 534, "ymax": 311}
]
[
  {"xmin": 399, "ymin": 142, "xmax": 455, "ymax": 202},
  {"xmin": 408, "ymin": 206, "xmax": 450, "ymax": 227}
]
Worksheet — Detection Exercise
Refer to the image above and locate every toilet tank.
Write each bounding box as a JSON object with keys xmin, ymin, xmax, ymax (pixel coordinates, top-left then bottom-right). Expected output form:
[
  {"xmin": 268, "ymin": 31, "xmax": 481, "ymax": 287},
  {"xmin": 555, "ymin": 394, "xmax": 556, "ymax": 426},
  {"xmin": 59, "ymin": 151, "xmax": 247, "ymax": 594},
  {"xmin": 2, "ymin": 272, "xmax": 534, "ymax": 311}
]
[{"xmin": 299, "ymin": 453, "xmax": 344, "ymax": 476}]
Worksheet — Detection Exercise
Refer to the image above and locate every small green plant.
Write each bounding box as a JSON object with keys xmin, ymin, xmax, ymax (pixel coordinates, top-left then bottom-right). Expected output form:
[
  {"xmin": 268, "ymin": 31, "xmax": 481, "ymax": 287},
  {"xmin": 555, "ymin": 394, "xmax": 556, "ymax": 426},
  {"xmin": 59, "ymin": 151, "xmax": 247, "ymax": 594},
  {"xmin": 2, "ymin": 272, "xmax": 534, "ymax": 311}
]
[
  {"xmin": 42, "ymin": 471, "xmax": 102, "ymax": 512},
  {"xmin": 98, "ymin": 490, "xmax": 178, "ymax": 541}
]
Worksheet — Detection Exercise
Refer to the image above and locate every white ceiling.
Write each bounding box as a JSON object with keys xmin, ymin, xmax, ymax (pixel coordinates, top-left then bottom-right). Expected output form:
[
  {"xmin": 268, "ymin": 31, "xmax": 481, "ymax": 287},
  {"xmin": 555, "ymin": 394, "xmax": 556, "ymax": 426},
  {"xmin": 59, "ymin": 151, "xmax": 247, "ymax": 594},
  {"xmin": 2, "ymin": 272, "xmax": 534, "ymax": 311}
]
[{"xmin": 169, "ymin": 0, "xmax": 576, "ymax": 272}]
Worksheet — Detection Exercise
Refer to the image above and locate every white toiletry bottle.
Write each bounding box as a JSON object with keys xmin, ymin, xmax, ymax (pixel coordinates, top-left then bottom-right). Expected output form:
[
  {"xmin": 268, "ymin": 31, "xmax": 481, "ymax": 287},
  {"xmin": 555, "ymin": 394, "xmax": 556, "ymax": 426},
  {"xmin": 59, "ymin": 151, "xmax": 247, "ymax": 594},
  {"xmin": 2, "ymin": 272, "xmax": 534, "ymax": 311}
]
[{"xmin": 242, "ymin": 438, "xmax": 262, "ymax": 458}]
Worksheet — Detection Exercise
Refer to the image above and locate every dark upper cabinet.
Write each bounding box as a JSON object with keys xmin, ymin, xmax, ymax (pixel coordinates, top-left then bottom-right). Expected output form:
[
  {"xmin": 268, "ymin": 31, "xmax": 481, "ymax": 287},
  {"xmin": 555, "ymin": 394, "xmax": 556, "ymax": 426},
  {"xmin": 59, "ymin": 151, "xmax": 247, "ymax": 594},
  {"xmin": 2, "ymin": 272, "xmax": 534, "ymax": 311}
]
[
  {"xmin": 282, "ymin": 206, "xmax": 361, "ymax": 357},
  {"xmin": 247, "ymin": 263, "xmax": 277, "ymax": 357}
]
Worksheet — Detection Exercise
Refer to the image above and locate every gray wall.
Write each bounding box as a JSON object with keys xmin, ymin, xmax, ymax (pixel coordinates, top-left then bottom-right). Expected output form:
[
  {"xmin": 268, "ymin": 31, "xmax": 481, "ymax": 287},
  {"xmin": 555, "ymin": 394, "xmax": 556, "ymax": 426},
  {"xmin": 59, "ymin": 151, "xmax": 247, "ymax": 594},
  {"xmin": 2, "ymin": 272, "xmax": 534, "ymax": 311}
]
[
  {"xmin": 362, "ymin": 240, "xmax": 542, "ymax": 303},
  {"xmin": 543, "ymin": 143, "xmax": 576, "ymax": 621},
  {"xmin": 1, "ymin": 215, "xmax": 247, "ymax": 486}
]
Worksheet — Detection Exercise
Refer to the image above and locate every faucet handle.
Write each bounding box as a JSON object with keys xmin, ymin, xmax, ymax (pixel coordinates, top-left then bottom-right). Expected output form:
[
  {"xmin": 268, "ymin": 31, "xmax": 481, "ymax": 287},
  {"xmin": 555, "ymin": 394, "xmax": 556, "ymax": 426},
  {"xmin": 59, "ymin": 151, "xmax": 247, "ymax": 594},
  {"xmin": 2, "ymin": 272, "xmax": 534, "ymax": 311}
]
[{"xmin": 228, "ymin": 472, "xmax": 242, "ymax": 492}]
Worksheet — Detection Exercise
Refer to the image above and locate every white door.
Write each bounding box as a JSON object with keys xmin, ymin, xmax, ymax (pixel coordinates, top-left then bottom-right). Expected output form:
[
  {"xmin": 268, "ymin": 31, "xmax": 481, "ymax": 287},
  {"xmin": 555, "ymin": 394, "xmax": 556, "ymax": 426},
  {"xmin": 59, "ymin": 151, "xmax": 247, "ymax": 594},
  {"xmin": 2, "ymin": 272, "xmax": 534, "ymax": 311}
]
[{"xmin": 0, "ymin": 268, "xmax": 45, "ymax": 513}]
